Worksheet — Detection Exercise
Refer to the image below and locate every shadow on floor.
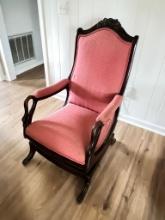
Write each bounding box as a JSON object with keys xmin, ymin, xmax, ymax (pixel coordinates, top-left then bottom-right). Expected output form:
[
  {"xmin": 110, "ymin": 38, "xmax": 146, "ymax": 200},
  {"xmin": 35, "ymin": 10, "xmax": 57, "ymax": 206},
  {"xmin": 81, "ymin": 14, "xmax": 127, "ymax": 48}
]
[{"xmin": 148, "ymin": 138, "xmax": 165, "ymax": 220}]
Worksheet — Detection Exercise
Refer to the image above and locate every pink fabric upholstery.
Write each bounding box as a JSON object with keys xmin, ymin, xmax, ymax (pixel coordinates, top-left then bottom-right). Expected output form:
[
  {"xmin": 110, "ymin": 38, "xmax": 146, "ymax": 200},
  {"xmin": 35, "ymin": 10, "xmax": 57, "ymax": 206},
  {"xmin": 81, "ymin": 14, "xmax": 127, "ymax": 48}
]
[
  {"xmin": 26, "ymin": 28, "xmax": 132, "ymax": 164},
  {"xmin": 68, "ymin": 28, "xmax": 132, "ymax": 113},
  {"xmin": 33, "ymin": 79, "xmax": 69, "ymax": 99},
  {"xmin": 26, "ymin": 103, "xmax": 98, "ymax": 165},
  {"xmin": 96, "ymin": 95, "xmax": 123, "ymax": 124},
  {"xmin": 95, "ymin": 95, "xmax": 122, "ymax": 148}
]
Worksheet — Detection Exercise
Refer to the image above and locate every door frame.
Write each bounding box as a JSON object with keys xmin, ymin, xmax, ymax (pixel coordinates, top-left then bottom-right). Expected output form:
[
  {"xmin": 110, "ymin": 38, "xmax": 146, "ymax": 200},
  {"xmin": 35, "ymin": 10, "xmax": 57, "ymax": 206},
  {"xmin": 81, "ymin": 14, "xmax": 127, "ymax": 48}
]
[
  {"xmin": 37, "ymin": 0, "xmax": 50, "ymax": 86},
  {"xmin": 0, "ymin": 4, "xmax": 16, "ymax": 81},
  {"xmin": 0, "ymin": 1, "xmax": 50, "ymax": 84}
]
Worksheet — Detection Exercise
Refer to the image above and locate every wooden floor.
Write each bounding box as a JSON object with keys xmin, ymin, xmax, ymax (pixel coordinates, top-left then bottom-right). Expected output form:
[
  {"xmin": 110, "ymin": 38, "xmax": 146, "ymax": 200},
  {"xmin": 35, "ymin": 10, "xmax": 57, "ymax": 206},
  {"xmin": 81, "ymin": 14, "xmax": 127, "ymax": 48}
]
[{"xmin": 0, "ymin": 66, "xmax": 165, "ymax": 220}]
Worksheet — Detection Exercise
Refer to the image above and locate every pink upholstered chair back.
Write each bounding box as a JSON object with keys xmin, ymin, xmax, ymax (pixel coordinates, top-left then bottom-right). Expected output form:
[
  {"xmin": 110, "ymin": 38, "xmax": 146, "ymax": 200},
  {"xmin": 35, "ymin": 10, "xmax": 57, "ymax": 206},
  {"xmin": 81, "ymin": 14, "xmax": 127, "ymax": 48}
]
[{"xmin": 68, "ymin": 28, "xmax": 133, "ymax": 113}]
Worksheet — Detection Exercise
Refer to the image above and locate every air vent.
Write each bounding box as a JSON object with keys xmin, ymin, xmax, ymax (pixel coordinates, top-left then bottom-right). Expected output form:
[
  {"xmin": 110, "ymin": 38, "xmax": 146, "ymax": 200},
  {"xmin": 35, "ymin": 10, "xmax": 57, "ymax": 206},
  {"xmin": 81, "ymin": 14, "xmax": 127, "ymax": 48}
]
[{"xmin": 9, "ymin": 32, "xmax": 35, "ymax": 64}]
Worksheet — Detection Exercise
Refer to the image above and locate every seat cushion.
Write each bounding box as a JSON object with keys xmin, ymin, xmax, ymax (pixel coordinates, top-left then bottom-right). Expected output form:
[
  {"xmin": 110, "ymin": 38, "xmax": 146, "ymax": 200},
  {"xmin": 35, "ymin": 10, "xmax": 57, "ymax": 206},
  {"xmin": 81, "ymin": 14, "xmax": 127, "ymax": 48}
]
[{"xmin": 25, "ymin": 103, "xmax": 98, "ymax": 165}]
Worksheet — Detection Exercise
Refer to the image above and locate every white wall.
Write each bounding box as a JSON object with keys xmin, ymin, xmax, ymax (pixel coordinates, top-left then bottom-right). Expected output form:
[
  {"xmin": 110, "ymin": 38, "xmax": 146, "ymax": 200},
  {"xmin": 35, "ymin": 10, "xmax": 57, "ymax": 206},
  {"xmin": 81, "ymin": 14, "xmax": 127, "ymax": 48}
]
[
  {"xmin": 0, "ymin": 0, "xmax": 43, "ymax": 75},
  {"xmin": 39, "ymin": 0, "xmax": 165, "ymax": 135}
]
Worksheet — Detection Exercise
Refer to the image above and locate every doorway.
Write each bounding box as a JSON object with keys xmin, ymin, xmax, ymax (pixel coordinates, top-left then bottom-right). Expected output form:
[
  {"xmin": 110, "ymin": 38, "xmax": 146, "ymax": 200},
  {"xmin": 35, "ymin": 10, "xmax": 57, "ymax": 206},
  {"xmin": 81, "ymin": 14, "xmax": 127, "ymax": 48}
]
[{"xmin": 0, "ymin": 0, "xmax": 46, "ymax": 84}]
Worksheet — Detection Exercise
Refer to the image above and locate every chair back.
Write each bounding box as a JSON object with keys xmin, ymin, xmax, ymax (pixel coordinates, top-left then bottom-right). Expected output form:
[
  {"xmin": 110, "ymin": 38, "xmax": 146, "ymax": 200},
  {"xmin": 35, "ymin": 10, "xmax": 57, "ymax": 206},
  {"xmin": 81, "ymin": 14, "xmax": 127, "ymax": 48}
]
[{"xmin": 68, "ymin": 18, "xmax": 138, "ymax": 113}]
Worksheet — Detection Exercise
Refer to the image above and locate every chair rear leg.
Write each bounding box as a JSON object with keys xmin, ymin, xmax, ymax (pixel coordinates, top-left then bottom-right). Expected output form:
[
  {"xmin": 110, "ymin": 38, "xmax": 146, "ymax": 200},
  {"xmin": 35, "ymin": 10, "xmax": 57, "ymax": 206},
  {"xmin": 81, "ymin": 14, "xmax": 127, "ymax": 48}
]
[
  {"xmin": 22, "ymin": 142, "xmax": 36, "ymax": 166},
  {"xmin": 109, "ymin": 133, "xmax": 116, "ymax": 145},
  {"xmin": 77, "ymin": 176, "xmax": 91, "ymax": 204}
]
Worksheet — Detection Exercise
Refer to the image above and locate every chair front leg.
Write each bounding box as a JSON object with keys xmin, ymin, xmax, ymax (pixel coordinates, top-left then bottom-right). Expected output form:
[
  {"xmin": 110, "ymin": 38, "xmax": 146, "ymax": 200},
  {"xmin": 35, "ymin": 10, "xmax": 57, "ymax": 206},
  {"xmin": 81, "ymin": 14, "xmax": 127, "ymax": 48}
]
[
  {"xmin": 22, "ymin": 142, "xmax": 36, "ymax": 166},
  {"xmin": 77, "ymin": 162, "xmax": 98, "ymax": 203},
  {"xmin": 109, "ymin": 133, "xmax": 116, "ymax": 145},
  {"xmin": 77, "ymin": 176, "xmax": 91, "ymax": 203}
]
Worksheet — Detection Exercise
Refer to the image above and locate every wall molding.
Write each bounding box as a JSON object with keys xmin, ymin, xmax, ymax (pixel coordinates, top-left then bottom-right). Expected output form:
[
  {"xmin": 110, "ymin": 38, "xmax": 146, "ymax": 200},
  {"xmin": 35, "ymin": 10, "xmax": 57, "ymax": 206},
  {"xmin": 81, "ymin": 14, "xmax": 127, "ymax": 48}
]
[
  {"xmin": 54, "ymin": 93, "xmax": 66, "ymax": 101},
  {"xmin": 119, "ymin": 114, "xmax": 165, "ymax": 136},
  {"xmin": 37, "ymin": 0, "xmax": 50, "ymax": 86}
]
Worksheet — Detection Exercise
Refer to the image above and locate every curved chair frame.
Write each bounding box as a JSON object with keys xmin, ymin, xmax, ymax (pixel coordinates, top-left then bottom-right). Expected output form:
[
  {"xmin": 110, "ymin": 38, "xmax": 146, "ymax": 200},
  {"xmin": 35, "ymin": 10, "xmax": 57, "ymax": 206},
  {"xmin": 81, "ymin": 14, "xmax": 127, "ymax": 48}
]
[{"xmin": 22, "ymin": 18, "xmax": 139, "ymax": 203}]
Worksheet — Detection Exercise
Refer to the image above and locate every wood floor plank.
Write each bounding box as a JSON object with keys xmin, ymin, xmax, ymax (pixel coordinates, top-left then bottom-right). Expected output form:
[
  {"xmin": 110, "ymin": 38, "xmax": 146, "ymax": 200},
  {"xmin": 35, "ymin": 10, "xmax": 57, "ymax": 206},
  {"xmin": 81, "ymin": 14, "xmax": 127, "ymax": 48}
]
[{"xmin": 0, "ymin": 66, "xmax": 165, "ymax": 220}]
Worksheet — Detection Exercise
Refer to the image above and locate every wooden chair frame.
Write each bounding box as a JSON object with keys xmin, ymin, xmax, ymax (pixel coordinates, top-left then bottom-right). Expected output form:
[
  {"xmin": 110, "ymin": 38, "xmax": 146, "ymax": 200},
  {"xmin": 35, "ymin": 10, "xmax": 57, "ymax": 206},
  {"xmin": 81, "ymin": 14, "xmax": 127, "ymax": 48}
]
[{"xmin": 22, "ymin": 18, "xmax": 139, "ymax": 203}]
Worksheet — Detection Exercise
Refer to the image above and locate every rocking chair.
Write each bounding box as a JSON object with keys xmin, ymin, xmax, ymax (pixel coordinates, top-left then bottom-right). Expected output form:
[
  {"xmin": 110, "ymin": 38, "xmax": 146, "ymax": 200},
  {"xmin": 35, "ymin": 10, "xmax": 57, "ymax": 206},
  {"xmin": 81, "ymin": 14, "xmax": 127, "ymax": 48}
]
[{"xmin": 22, "ymin": 18, "xmax": 138, "ymax": 203}]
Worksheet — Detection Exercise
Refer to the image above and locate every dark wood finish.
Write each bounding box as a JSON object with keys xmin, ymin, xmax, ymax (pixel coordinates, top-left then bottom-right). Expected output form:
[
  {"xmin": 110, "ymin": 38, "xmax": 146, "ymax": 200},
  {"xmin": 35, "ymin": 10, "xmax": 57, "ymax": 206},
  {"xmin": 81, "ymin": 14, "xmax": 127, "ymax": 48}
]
[
  {"xmin": 22, "ymin": 141, "xmax": 36, "ymax": 166},
  {"xmin": 78, "ymin": 18, "xmax": 136, "ymax": 42},
  {"xmin": 22, "ymin": 18, "xmax": 139, "ymax": 203},
  {"xmin": 77, "ymin": 176, "xmax": 91, "ymax": 203}
]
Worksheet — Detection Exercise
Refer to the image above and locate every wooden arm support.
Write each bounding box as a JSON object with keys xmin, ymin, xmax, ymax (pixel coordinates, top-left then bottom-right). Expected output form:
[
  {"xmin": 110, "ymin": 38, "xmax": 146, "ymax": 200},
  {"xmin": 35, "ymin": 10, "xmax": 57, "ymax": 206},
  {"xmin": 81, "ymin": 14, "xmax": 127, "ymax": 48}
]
[
  {"xmin": 85, "ymin": 95, "xmax": 123, "ymax": 171},
  {"xmin": 22, "ymin": 96, "xmax": 37, "ymax": 130},
  {"xmin": 85, "ymin": 121, "xmax": 104, "ymax": 171}
]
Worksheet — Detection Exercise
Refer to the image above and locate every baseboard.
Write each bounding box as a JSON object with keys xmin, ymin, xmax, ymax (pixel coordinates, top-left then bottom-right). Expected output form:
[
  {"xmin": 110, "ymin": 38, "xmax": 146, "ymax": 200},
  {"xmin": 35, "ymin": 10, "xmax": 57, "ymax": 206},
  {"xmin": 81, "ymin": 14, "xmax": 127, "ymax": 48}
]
[
  {"xmin": 15, "ymin": 60, "xmax": 44, "ymax": 75},
  {"xmin": 54, "ymin": 93, "xmax": 66, "ymax": 101},
  {"xmin": 119, "ymin": 114, "xmax": 165, "ymax": 136},
  {"xmin": 0, "ymin": 73, "xmax": 6, "ymax": 81}
]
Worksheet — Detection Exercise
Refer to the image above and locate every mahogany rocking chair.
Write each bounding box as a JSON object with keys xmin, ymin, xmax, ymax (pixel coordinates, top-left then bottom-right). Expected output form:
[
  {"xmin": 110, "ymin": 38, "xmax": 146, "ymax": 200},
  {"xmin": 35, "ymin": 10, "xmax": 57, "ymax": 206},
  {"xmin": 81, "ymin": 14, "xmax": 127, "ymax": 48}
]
[{"xmin": 22, "ymin": 18, "xmax": 138, "ymax": 203}]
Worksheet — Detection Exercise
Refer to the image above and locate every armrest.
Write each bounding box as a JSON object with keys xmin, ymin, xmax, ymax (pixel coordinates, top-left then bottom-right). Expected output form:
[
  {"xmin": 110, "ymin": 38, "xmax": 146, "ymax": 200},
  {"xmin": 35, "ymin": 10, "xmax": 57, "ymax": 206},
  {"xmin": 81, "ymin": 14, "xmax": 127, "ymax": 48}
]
[
  {"xmin": 96, "ymin": 95, "xmax": 123, "ymax": 124},
  {"xmin": 22, "ymin": 79, "xmax": 69, "ymax": 134},
  {"xmin": 33, "ymin": 78, "xmax": 70, "ymax": 99},
  {"xmin": 85, "ymin": 95, "xmax": 122, "ymax": 170}
]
